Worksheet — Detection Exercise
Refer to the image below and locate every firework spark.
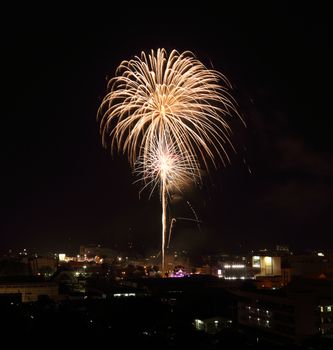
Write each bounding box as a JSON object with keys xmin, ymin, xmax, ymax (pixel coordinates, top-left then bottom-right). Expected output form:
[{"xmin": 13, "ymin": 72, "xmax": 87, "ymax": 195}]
[
  {"xmin": 134, "ymin": 135, "xmax": 199, "ymax": 272},
  {"xmin": 134, "ymin": 135, "xmax": 199, "ymax": 198},
  {"xmin": 98, "ymin": 48, "xmax": 241, "ymax": 274},
  {"xmin": 98, "ymin": 48, "xmax": 242, "ymax": 173}
]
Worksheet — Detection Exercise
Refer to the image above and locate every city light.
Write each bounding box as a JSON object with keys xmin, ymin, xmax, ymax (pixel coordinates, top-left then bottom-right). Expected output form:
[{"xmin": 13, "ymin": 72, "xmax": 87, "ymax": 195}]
[
  {"xmin": 224, "ymin": 264, "xmax": 245, "ymax": 269},
  {"xmin": 113, "ymin": 293, "xmax": 136, "ymax": 297},
  {"xmin": 264, "ymin": 256, "xmax": 272, "ymax": 264},
  {"xmin": 58, "ymin": 253, "xmax": 66, "ymax": 261},
  {"xmin": 252, "ymin": 256, "xmax": 260, "ymax": 268}
]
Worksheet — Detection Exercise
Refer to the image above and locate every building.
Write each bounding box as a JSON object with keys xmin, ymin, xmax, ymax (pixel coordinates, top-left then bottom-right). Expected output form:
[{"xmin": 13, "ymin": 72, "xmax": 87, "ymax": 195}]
[
  {"xmin": 319, "ymin": 300, "xmax": 333, "ymax": 335},
  {"xmin": 30, "ymin": 256, "xmax": 58, "ymax": 276},
  {"xmin": 252, "ymin": 255, "xmax": 281, "ymax": 276},
  {"xmin": 286, "ymin": 253, "xmax": 333, "ymax": 279},
  {"xmin": 235, "ymin": 279, "xmax": 333, "ymax": 344},
  {"xmin": 220, "ymin": 262, "xmax": 253, "ymax": 280},
  {"xmin": 254, "ymin": 269, "xmax": 292, "ymax": 289},
  {"xmin": 0, "ymin": 281, "xmax": 59, "ymax": 302},
  {"xmin": 200, "ymin": 253, "xmax": 255, "ymax": 280},
  {"xmin": 250, "ymin": 255, "xmax": 291, "ymax": 289}
]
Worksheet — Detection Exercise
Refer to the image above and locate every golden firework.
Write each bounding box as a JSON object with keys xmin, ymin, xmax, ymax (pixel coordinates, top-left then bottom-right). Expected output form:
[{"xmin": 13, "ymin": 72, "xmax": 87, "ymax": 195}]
[
  {"xmin": 98, "ymin": 48, "xmax": 241, "ymax": 274},
  {"xmin": 98, "ymin": 49, "xmax": 241, "ymax": 173}
]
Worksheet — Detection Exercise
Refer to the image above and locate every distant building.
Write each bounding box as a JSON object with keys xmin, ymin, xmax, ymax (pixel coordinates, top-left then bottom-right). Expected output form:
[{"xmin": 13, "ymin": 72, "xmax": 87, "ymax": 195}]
[
  {"xmin": 30, "ymin": 256, "xmax": 57, "ymax": 276},
  {"xmin": 250, "ymin": 255, "xmax": 287, "ymax": 289},
  {"xmin": 254, "ymin": 273, "xmax": 289, "ymax": 290},
  {"xmin": 252, "ymin": 256, "xmax": 281, "ymax": 276},
  {"xmin": 251, "ymin": 252, "xmax": 333, "ymax": 288},
  {"xmin": 0, "ymin": 281, "xmax": 58, "ymax": 302},
  {"xmin": 220, "ymin": 261, "xmax": 253, "ymax": 280},
  {"xmin": 254, "ymin": 266, "xmax": 292, "ymax": 289},
  {"xmin": 286, "ymin": 253, "xmax": 333, "ymax": 279},
  {"xmin": 199, "ymin": 254, "xmax": 254, "ymax": 280}
]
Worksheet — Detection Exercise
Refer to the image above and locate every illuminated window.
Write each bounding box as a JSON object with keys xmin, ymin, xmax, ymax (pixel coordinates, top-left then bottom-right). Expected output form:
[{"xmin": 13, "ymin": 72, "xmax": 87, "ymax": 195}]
[
  {"xmin": 58, "ymin": 254, "xmax": 66, "ymax": 261},
  {"xmin": 113, "ymin": 293, "xmax": 136, "ymax": 297},
  {"xmin": 264, "ymin": 256, "xmax": 273, "ymax": 275},
  {"xmin": 252, "ymin": 256, "xmax": 260, "ymax": 268},
  {"xmin": 194, "ymin": 319, "xmax": 204, "ymax": 331},
  {"xmin": 264, "ymin": 256, "xmax": 272, "ymax": 264},
  {"xmin": 231, "ymin": 264, "xmax": 245, "ymax": 268},
  {"xmin": 327, "ymin": 306, "xmax": 332, "ymax": 312}
]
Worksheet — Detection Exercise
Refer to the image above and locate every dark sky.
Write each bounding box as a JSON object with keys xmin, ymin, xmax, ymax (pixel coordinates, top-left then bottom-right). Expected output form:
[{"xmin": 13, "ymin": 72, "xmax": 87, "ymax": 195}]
[{"xmin": 1, "ymin": 4, "xmax": 332, "ymax": 255}]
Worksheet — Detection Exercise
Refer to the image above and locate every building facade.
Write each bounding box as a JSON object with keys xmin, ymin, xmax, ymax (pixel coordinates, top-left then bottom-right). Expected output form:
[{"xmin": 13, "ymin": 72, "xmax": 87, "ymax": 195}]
[
  {"xmin": 235, "ymin": 280, "xmax": 333, "ymax": 344},
  {"xmin": 0, "ymin": 282, "xmax": 59, "ymax": 302}
]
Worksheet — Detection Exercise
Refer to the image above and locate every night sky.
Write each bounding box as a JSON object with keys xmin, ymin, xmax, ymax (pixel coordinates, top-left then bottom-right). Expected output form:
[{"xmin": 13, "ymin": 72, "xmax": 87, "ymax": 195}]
[{"xmin": 1, "ymin": 4, "xmax": 332, "ymax": 255}]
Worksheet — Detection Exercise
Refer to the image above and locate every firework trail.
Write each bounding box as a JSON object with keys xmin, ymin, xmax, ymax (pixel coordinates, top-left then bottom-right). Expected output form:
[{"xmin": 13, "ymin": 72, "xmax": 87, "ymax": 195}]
[
  {"xmin": 167, "ymin": 218, "xmax": 177, "ymax": 249},
  {"xmin": 167, "ymin": 216, "xmax": 203, "ymax": 249},
  {"xmin": 134, "ymin": 135, "xmax": 199, "ymax": 270}
]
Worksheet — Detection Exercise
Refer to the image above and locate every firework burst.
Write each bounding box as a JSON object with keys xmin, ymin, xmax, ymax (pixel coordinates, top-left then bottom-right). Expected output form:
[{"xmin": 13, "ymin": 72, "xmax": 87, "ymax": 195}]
[
  {"xmin": 134, "ymin": 135, "xmax": 199, "ymax": 198},
  {"xmin": 98, "ymin": 48, "xmax": 241, "ymax": 274},
  {"xmin": 133, "ymin": 134, "xmax": 200, "ymax": 273},
  {"xmin": 98, "ymin": 48, "xmax": 242, "ymax": 173}
]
